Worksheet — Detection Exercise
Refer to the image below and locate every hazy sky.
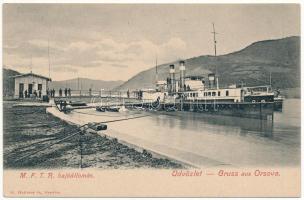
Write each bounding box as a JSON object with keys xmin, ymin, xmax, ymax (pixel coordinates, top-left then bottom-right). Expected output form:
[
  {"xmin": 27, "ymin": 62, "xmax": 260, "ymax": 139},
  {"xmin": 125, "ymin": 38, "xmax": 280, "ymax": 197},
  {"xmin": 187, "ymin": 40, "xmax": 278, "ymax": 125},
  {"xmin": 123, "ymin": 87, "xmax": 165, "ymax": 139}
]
[{"xmin": 3, "ymin": 4, "xmax": 300, "ymax": 81}]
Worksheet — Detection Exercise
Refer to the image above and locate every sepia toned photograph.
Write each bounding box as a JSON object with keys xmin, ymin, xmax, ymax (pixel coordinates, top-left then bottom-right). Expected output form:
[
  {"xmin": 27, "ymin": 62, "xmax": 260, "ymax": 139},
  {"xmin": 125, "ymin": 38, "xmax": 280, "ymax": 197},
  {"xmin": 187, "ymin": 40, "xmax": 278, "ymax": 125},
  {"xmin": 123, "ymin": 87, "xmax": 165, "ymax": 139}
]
[{"xmin": 2, "ymin": 3, "xmax": 301, "ymax": 197}]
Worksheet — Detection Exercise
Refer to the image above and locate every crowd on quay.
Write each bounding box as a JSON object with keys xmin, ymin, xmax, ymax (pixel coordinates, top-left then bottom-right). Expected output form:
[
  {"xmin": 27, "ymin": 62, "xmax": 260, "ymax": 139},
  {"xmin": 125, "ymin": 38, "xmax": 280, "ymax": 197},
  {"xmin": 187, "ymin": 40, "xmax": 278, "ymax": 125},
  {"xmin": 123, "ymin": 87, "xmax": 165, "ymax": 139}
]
[
  {"xmin": 49, "ymin": 88, "xmax": 72, "ymax": 98},
  {"xmin": 20, "ymin": 87, "xmax": 141, "ymax": 100}
]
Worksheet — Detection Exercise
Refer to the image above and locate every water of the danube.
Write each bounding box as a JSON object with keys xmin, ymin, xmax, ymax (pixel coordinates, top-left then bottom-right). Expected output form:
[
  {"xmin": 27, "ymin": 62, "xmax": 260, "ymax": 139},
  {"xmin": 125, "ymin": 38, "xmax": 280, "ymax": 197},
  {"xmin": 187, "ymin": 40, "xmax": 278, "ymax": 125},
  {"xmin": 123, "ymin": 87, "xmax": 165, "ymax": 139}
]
[{"xmin": 76, "ymin": 99, "xmax": 301, "ymax": 167}]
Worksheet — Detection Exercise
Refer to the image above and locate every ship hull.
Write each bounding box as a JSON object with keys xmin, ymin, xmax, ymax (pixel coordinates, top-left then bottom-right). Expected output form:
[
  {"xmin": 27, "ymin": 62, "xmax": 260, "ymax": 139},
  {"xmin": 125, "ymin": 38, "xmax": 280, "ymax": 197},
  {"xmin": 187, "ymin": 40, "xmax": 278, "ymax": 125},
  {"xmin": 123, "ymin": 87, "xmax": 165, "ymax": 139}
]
[
  {"xmin": 274, "ymin": 99, "xmax": 283, "ymax": 111},
  {"xmin": 130, "ymin": 101, "xmax": 274, "ymax": 120}
]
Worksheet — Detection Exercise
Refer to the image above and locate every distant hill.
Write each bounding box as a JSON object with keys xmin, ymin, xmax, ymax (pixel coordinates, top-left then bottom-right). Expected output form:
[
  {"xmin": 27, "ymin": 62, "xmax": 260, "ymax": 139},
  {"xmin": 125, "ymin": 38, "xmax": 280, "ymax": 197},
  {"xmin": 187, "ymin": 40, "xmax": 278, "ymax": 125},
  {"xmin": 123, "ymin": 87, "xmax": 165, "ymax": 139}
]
[
  {"xmin": 117, "ymin": 36, "xmax": 300, "ymax": 91},
  {"xmin": 3, "ymin": 68, "xmax": 20, "ymax": 96},
  {"xmin": 50, "ymin": 78, "xmax": 123, "ymax": 91},
  {"xmin": 2, "ymin": 68, "xmax": 123, "ymax": 96}
]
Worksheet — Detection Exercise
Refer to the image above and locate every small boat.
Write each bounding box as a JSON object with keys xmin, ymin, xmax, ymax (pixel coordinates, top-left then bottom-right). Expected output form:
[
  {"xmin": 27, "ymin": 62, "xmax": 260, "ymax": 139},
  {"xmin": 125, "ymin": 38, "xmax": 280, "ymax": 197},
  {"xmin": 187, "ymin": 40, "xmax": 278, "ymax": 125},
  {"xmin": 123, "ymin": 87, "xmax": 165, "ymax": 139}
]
[
  {"xmin": 96, "ymin": 106, "xmax": 106, "ymax": 112},
  {"xmin": 69, "ymin": 101, "xmax": 87, "ymax": 107},
  {"xmin": 105, "ymin": 107, "xmax": 120, "ymax": 112}
]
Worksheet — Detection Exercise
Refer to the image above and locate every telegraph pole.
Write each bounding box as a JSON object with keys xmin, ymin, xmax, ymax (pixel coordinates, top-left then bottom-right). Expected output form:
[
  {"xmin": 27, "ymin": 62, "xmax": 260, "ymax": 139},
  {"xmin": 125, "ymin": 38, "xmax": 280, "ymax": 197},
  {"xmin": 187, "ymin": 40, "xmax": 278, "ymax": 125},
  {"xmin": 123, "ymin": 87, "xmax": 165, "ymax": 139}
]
[
  {"xmin": 30, "ymin": 54, "xmax": 33, "ymax": 73},
  {"xmin": 48, "ymin": 39, "xmax": 51, "ymax": 79}
]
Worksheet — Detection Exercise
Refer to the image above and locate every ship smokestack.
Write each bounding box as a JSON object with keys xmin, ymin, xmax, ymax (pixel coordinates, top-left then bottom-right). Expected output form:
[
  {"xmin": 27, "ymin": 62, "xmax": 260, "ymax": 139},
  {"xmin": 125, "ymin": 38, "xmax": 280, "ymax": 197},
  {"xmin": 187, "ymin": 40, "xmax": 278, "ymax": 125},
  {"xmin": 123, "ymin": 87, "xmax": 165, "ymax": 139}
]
[
  {"xmin": 179, "ymin": 60, "xmax": 185, "ymax": 91},
  {"xmin": 169, "ymin": 64, "xmax": 175, "ymax": 93},
  {"xmin": 208, "ymin": 73, "xmax": 216, "ymax": 89}
]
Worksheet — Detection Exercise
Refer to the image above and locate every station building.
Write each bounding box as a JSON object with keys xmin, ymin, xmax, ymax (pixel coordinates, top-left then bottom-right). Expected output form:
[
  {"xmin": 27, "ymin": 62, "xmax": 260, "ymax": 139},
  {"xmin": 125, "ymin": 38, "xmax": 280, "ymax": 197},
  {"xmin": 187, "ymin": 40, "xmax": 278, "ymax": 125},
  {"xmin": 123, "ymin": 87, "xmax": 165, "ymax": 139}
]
[{"xmin": 13, "ymin": 73, "xmax": 52, "ymax": 98}]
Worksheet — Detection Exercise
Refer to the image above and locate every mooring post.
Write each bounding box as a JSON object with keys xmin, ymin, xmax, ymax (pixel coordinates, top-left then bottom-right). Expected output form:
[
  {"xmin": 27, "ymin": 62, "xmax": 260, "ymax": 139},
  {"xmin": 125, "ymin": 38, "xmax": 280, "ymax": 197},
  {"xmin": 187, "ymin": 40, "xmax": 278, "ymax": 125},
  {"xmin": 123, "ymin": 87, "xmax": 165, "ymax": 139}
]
[{"xmin": 180, "ymin": 97, "xmax": 183, "ymax": 111}]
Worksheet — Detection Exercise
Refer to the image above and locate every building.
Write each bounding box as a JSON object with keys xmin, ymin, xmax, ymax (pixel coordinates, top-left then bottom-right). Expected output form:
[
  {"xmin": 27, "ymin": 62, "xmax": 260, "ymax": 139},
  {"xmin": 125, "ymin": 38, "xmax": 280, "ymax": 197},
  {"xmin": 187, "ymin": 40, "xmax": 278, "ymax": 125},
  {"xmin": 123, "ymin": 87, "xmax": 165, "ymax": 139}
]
[{"xmin": 12, "ymin": 73, "xmax": 52, "ymax": 98}]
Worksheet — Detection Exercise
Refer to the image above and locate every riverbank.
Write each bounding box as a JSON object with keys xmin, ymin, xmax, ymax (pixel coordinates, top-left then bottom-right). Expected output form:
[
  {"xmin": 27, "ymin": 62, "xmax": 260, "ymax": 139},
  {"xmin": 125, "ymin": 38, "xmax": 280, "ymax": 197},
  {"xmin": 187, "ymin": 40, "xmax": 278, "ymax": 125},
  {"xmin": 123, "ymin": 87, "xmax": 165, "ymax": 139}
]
[{"xmin": 3, "ymin": 101, "xmax": 184, "ymax": 169}]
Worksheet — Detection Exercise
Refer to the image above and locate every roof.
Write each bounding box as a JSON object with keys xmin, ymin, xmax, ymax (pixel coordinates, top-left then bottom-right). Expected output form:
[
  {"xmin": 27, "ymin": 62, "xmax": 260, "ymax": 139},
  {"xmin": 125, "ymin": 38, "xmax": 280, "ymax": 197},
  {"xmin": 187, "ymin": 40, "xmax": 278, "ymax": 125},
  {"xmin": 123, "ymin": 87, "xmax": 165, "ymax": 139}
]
[{"xmin": 11, "ymin": 72, "xmax": 52, "ymax": 81}]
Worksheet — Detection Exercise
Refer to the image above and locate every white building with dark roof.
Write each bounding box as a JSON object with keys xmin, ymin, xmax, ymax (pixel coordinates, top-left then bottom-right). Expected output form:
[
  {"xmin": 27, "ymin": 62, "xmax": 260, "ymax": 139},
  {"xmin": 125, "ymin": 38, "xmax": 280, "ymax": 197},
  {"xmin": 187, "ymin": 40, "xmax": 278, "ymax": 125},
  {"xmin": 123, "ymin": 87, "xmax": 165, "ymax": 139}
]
[{"xmin": 12, "ymin": 73, "xmax": 52, "ymax": 98}]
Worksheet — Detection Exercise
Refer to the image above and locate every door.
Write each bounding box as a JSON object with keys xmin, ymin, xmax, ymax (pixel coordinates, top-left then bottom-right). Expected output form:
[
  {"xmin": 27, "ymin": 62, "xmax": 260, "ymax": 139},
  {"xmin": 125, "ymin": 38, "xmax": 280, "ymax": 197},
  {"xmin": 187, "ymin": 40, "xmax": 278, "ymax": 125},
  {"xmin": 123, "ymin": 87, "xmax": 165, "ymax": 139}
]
[
  {"xmin": 19, "ymin": 83, "xmax": 24, "ymax": 98},
  {"xmin": 38, "ymin": 84, "xmax": 42, "ymax": 98},
  {"xmin": 28, "ymin": 84, "xmax": 33, "ymax": 95}
]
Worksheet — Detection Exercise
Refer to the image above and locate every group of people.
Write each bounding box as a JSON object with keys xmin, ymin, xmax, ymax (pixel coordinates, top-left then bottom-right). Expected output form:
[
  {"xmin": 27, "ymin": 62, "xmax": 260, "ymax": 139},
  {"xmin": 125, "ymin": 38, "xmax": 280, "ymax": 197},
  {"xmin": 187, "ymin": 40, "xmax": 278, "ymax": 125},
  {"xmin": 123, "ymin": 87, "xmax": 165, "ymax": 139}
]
[
  {"xmin": 21, "ymin": 90, "xmax": 42, "ymax": 98},
  {"xmin": 48, "ymin": 88, "xmax": 72, "ymax": 97}
]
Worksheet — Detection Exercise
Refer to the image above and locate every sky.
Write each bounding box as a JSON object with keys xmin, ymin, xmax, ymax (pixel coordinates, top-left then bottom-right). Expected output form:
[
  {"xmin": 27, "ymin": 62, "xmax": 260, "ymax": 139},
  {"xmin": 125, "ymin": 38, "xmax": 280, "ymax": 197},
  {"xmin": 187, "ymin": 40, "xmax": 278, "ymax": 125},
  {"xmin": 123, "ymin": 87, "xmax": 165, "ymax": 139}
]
[{"xmin": 3, "ymin": 4, "xmax": 300, "ymax": 81}]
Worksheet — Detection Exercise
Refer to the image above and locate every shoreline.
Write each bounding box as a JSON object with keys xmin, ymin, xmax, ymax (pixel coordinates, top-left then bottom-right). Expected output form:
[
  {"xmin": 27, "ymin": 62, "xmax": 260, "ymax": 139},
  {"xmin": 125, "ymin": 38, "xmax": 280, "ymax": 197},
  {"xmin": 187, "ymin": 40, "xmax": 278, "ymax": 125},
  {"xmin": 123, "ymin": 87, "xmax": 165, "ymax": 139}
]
[{"xmin": 3, "ymin": 101, "xmax": 185, "ymax": 169}]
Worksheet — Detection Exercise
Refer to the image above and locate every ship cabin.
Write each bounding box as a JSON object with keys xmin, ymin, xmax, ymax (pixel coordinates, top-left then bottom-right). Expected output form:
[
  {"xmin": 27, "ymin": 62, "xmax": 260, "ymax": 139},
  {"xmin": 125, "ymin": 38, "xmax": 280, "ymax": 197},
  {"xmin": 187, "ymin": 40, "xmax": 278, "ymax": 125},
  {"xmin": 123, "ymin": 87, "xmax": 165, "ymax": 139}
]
[
  {"xmin": 182, "ymin": 79, "xmax": 274, "ymax": 103},
  {"xmin": 183, "ymin": 85, "xmax": 243, "ymax": 103},
  {"xmin": 156, "ymin": 80, "xmax": 167, "ymax": 92},
  {"xmin": 243, "ymin": 86, "xmax": 274, "ymax": 102}
]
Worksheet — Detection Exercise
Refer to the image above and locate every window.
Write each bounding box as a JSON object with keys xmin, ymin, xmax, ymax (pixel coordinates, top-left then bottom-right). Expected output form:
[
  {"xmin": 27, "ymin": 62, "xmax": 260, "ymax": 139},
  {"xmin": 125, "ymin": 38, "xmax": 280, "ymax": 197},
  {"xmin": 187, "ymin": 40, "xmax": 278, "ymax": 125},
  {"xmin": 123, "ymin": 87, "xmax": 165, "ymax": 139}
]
[
  {"xmin": 208, "ymin": 92, "xmax": 211, "ymax": 96},
  {"xmin": 212, "ymin": 92, "xmax": 216, "ymax": 96},
  {"xmin": 226, "ymin": 90, "xmax": 229, "ymax": 96},
  {"xmin": 38, "ymin": 84, "xmax": 42, "ymax": 91},
  {"xmin": 218, "ymin": 91, "xmax": 221, "ymax": 96}
]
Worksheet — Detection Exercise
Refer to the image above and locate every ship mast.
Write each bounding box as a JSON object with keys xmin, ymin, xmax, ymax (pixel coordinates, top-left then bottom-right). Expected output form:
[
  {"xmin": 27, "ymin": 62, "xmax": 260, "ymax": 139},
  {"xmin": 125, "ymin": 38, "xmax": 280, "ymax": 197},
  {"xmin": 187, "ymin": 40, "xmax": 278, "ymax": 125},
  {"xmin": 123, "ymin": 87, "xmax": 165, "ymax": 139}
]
[
  {"xmin": 211, "ymin": 23, "xmax": 219, "ymax": 89},
  {"xmin": 155, "ymin": 55, "xmax": 158, "ymax": 84}
]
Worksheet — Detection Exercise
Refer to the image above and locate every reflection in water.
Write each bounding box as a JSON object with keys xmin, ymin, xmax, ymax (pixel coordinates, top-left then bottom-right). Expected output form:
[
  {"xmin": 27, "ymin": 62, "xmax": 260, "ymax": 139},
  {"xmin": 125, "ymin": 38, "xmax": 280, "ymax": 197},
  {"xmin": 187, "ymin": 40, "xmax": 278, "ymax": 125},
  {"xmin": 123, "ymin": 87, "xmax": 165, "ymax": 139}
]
[
  {"xmin": 155, "ymin": 110, "xmax": 276, "ymax": 142},
  {"xmin": 73, "ymin": 99, "xmax": 300, "ymax": 167}
]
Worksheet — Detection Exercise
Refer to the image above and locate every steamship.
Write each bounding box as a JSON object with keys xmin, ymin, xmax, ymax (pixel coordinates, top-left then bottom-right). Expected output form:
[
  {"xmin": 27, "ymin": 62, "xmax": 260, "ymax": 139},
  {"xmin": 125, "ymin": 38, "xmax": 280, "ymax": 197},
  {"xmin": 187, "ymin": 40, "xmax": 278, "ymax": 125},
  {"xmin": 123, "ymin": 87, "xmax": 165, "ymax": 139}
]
[
  {"xmin": 139, "ymin": 24, "xmax": 282, "ymax": 119},
  {"xmin": 140, "ymin": 61, "xmax": 275, "ymax": 119}
]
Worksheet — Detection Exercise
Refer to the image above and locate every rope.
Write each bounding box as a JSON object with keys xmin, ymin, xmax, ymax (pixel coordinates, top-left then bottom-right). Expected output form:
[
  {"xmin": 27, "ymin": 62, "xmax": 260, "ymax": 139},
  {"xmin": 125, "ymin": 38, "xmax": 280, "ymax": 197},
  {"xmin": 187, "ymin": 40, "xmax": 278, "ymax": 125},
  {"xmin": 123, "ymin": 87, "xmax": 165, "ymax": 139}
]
[
  {"xmin": 73, "ymin": 110, "xmax": 124, "ymax": 117},
  {"xmin": 11, "ymin": 114, "xmax": 150, "ymax": 163},
  {"xmin": 7, "ymin": 126, "xmax": 79, "ymax": 153},
  {"xmin": 7, "ymin": 137, "xmax": 58, "ymax": 154},
  {"xmin": 14, "ymin": 129, "xmax": 84, "ymax": 163},
  {"xmin": 101, "ymin": 114, "xmax": 150, "ymax": 123}
]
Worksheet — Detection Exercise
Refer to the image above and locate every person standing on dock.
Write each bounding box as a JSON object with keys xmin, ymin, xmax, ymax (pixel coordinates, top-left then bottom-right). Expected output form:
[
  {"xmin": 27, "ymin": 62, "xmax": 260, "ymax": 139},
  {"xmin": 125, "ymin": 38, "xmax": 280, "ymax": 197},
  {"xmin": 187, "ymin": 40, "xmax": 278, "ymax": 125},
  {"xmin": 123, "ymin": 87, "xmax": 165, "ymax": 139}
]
[
  {"xmin": 59, "ymin": 88, "xmax": 62, "ymax": 97},
  {"xmin": 24, "ymin": 90, "xmax": 28, "ymax": 98},
  {"xmin": 64, "ymin": 88, "xmax": 68, "ymax": 97},
  {"xmin": 89, "ymin": 88, "xmax": 92, "ymax": 97},
  {"xmin": 127, "ymin": 89, "xmax": 130, "ymax": 98},
  {"xmin": 33, "ymin": 90, "xmax": 37, "ymax": 98},
  {"xmin": 38, "ymin": 90, "xmax": 42, "ymax": 98},
  {"xmin": 68, "ymin": 88, "xmax": 71, "ymax": 97}
]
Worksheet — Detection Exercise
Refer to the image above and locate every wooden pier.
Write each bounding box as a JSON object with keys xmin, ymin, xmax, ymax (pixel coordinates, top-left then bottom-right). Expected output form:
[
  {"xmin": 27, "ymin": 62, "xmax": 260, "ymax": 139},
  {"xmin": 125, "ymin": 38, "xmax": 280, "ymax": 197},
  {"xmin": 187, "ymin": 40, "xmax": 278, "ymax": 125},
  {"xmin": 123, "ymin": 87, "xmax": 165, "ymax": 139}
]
[{"xmin": 54, "ymin": 95, "xmax": 274, "ymax": 120}]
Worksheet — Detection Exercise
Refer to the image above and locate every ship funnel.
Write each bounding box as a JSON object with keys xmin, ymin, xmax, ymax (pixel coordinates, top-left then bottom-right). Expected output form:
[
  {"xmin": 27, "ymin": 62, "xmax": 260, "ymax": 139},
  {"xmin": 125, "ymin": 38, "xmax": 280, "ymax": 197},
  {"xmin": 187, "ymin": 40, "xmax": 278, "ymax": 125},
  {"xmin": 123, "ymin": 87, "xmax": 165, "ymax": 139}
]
[
  {"xmin": 208, "ymin": 73, "xmax": 216, "ymax": 89},
  {"xmin": 179, "ymin": 60, "xmax": 185, "ymax": 91},
  {"xmin": 169, "ymin": 64, "xmax": 175, "ymax": 74},
  {"xmin": 169, "ymin": 64, "xmax": 175, "ymax": 93}
]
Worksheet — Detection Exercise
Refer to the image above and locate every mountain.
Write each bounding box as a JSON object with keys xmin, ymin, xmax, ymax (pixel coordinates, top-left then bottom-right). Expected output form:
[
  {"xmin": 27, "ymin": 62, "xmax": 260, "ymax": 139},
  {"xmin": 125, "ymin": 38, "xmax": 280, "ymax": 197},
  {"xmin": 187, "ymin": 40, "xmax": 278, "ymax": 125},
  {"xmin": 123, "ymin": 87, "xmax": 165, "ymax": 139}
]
[
  {"xmin": 3, "ymin": 68, "xmax": 20, "ymax": 96},
  {"xmin": 117, "ymin": 36, "xmax": 300, "ymax": 91},
  {"xmin": 49, "ymin": 78, "xmax": 123, "ymax": 91},
  {"xmin": 2, "ymin": 68, "xmax": 123, "ymax": 96}
]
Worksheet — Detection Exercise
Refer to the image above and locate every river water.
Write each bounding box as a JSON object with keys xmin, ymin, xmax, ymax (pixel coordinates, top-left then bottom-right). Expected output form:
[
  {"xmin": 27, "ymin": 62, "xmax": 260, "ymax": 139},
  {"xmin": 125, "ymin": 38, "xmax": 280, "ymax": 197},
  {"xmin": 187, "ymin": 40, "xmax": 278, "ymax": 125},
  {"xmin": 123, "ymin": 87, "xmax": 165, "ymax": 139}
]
[{"xmin": 69, "ymin": 98, "xmax": 300, "ymax": 168}]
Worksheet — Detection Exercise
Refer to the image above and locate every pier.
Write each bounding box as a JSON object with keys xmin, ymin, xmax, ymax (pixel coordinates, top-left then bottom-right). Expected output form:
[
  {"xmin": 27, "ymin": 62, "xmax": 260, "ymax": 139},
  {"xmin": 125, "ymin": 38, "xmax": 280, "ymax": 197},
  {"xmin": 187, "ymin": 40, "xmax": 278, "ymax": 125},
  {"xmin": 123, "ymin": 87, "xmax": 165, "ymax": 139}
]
[{"xmin": 54, "ymin": 90, "xmax": 275, "ymax": 120}]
